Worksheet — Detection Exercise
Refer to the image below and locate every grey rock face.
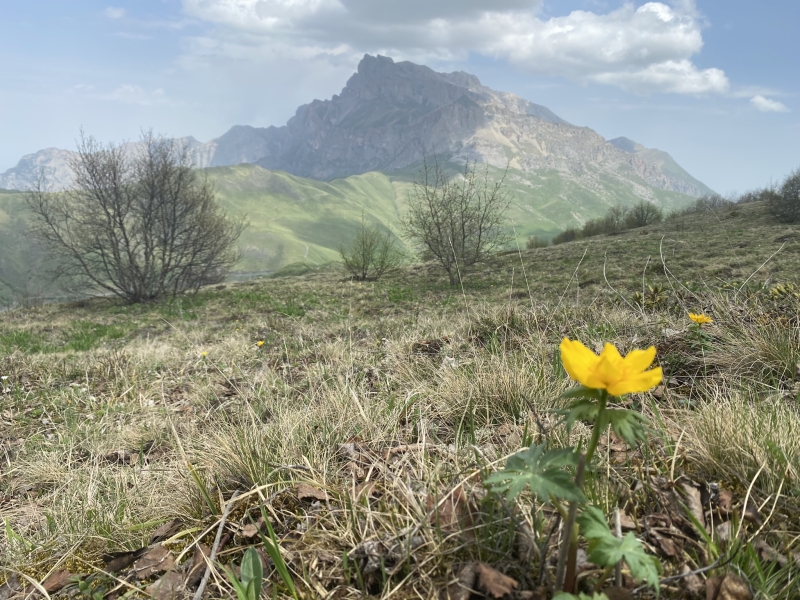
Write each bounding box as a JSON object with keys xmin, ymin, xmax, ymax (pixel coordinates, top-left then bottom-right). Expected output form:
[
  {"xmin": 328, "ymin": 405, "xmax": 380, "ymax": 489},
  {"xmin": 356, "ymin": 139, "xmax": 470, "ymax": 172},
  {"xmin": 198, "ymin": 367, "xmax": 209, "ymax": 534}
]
[
  {"xmin": 0, "ymin": 148, "xmax": 76, "ymax": 191},
  {"xmin": 1, "ymin": 54, "xmax": 711, "ymax": 197}
]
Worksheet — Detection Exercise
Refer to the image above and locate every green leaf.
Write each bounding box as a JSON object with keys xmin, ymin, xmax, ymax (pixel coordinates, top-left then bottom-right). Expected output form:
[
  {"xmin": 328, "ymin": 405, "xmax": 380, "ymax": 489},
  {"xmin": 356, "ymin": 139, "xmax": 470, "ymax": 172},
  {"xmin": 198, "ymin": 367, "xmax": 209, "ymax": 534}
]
[
  {"xmin": 560, "ymin": 386, "xmax": 604, "ymax": 401},
  {"xmin": 222, "ymin": 565, "xmax": 251, "ymax": 600},
  {"xmin": 240, "ymin": 547, "xmax": 263, "ymax": 600},
  {"xmin": 577, "ymin": 506, "xmax": 660, "ymax": 593},
  {"xmin": 605, "ymin": 409, "xmax": 649, "ymax": 447},
  {"xmin": 484, "ymin": 444, "xmax": 584, "ymax": 503},
  {"xmin": 256, "ymin": 505, "xmax": 298, "ymax": 599},
  {"xmin": 555, "ymin": 397, "xmax": 602, "ymax": 433}
]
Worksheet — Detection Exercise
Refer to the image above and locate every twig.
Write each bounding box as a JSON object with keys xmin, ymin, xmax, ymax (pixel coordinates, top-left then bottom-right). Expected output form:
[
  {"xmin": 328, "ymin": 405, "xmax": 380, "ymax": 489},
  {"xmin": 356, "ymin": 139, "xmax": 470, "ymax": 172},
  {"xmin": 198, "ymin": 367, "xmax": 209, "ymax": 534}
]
[
  {"xmin": 734, "ymin": 241, "xmax": 786, "ymax": 299},
  {"xmin": 556, "ymin": 247, "xmax": 588, "ymax": 311},
  {"xmin": 555, "ymin": 454, "xmax": 586, "ymax": 591},
  {"xmin": 193, "ymin": 490, "xmax": 241, "ymax": 600},
  {"xmin": 539, "ymin": 514, "xmax": 562, "ymax": 585},
  {"xmin": 614, "ymin": 508, "xmax": 622, "ymax": 587},
  {"xmin": 603, "ymin": 250, "xmax": 638, "ymax": 312}
]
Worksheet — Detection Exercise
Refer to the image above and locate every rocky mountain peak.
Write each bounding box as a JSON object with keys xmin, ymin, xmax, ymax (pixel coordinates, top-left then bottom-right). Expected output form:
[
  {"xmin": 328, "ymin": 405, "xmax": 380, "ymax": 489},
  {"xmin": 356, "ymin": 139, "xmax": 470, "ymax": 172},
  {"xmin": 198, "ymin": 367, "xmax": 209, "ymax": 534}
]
[{"xmin": 1, "ymin": 55, "xmax": 713, "ymax": 197}]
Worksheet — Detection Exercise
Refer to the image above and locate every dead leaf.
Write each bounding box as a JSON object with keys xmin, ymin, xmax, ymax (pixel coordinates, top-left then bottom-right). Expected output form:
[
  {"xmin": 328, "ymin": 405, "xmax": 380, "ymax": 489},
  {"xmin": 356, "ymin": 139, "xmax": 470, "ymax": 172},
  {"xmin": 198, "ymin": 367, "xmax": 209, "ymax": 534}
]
[
  {"xmin": 743, "ymin": 501, "xmax": 762, "ymax": 525},
  {"xmin": 185, "ymin": 544, "xmax": 210, "ymax": 589},
  {"xmin": 681, "ymin": 482, "xmax": 705, "ymax": 530},
  {"xmin": 104, "ymin": 547, "xmax": 147, "ymax": 572},
  {"xmin": 647, "ymin": 531, "xmax": 678, "ymax": 558},
  {"xmin": 474, "ymin": 563, "xmax": 518, "ymax": 598},
  {"xmin": 104, "ymin": 450, "xmax": 138, "ymax": 465},
  {"xmin": 716, "ymin": 521, "xmax": 732, "ymax": 542},
  {"xmin": 717, "ymin": 574, "xmax": 752, "ymax": 600},
  {"xmin": 604, "ymin": 587, "xmax": 633, "ymax": 600},
  {"xmin": 515, "ymin": 522, "xmax": 536, "ymax": 562},
  {"xmin": 42, "ymin": 570, "xmax": 74, "ymax": 593},
  {"xmin": 652, "ymin": 385, "xmax": 665, "ymax": 399},
  {"xmin": 0, "ymin": 574, "xmax": 21, "ymax": 600},
  {"xmin": 754, "ymin": 538, "xmax": 789, "ymax": 567},
  {"xmin": 146, "ymin": 571, "xmax": 183, "ymax": 600},
  {"xmin": 133, "ymin": 544, "xmax": 175, "ymax": 579},
  {"xmin": 442, "ymin": 562, "xmax": 476, "ymax": 600},
  {"xmin": 717, "ymin": 489, "xmax": 734, "ymax": 515},
  {"xmin": 619, "ymin": 512, "xmax": 638, "ymax": 531},
  {"xmin": 706, "ymin": 575, "xmax": 723, "ymax": 600},
  {"xmin": 679, "ymin": 564, "xmax": 704, "ymax": 597},
  {"xmin": 297, "ymin": 483, "xmax": 328, "ymax": 502},
  {"xmin": 427, "ymin": 486, "xmax": 476, "ymax": 532},
  {"xmin": 241, "ymin": 519, "xmax": 262, "ymax": 539},
  {"xmin": 149, "ymin": 519, "xmax": 182, "ymax": 544}
]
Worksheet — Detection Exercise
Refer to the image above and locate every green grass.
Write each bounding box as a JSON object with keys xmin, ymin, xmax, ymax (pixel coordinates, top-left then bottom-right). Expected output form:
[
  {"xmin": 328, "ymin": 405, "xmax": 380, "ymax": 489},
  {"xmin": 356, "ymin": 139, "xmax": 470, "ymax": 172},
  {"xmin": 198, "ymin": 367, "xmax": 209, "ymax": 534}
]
[
  {"xmin": 0, "ymin": 162, "xmax": 699, "ymax": 306},
  {"xmin": 0, "ymin": 198, "xmax": 798, "ymax": 599}
]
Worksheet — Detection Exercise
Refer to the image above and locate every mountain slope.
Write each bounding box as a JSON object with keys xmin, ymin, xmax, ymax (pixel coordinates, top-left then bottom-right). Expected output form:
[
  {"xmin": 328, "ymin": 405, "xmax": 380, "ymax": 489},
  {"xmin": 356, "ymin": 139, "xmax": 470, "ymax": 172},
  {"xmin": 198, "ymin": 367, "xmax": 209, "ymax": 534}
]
[
  {"xmin": 0, "ymin": 158, "xmax": 697, "ymax": 306},
  {"xmin": 608, "ymin": 137, "xmax": 714, "ymax": 197},
  {"xmin": 1, "ymin": 55, "xmax": 712, "ymax": 201}
]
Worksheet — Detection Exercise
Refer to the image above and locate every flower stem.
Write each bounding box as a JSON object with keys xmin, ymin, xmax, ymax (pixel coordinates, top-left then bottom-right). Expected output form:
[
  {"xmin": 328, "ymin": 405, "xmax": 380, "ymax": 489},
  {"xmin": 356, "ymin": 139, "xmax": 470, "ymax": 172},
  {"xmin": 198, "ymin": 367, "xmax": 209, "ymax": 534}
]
[{"xmin": 584, "ymin": 390, "xmax": 608, "ymax": 464}]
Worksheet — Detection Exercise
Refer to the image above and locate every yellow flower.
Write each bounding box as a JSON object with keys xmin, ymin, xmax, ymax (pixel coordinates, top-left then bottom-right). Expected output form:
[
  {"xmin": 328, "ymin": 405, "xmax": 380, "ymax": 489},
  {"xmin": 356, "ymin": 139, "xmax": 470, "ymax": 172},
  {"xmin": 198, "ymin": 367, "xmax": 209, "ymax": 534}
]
[
  {"xmin": 688, "ymin": 312, "xmax": 713, "ymax": 325},
  {"xmin": 256, "ymin": 340, "xmax": 265, "ymax": 347},
  {"xmin": 560, "ymin": 338, "xmax": 662, "ymax": 396},
  {"xmin": 200, "ymin": 351, "xmax": 208, "ymax": 357}
]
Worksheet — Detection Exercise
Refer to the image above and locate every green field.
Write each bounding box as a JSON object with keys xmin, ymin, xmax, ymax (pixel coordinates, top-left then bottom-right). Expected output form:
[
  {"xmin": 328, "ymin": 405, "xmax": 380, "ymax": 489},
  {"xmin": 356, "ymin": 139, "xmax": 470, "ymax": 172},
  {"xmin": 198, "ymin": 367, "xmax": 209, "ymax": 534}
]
[{"xmin": 0, "ymin": 163, "xmax": 697, "ymax": 306}]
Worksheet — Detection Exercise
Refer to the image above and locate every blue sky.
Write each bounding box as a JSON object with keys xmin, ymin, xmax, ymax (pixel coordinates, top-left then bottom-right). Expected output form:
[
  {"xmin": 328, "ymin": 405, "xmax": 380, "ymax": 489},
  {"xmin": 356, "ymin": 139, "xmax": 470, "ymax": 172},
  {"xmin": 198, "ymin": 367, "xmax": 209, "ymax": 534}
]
[{"xmin": 1, "ymin": 0, "xmax": 797, "ymax": 194}]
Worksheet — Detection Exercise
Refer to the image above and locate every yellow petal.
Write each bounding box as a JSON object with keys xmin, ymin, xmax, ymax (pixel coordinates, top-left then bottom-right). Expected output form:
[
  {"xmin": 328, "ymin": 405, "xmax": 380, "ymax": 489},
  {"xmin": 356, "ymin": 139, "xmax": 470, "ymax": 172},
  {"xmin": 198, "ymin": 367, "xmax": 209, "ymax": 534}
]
[
  {"xmin": 560, "ymin": 338, "xmax": 601, "ymax": 387},
  {"xmin": 599, "ymin": 343, "xmax": 624, "ymax": 367},
  {"xmin": 607, "ymin": 367, "xmax": 663, "ymax": 396},
  {"xmin": 621, "ymin": 346, "xmax": 656, "ymax": 372},
  {"xmin": 594, "ymin": 352, "xmax": 623, "ymax": 388}
]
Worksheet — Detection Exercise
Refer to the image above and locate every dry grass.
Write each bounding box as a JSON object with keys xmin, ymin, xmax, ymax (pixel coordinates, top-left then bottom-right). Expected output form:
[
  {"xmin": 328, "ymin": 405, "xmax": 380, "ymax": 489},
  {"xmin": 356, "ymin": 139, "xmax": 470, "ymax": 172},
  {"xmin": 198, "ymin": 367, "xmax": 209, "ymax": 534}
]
[{"xmin": 0, "ymin": 201, "xmax": 799, "ymax": 599}]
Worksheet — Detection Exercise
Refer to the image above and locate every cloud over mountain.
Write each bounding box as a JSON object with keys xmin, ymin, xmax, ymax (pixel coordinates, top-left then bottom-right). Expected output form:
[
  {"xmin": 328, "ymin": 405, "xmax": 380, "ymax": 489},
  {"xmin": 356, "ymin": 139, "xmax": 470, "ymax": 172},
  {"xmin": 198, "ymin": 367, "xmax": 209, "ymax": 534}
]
[{"xmin": 182, "ymin": 0, "xmax": 729, "ymax": 95}]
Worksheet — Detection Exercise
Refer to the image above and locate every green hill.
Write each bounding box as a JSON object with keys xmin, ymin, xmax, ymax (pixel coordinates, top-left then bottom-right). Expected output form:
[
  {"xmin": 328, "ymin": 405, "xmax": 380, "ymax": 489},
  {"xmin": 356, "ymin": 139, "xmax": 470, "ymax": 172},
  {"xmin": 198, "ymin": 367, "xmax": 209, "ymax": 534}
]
[{"xmin": 0, "ymin": 163, "xmax": 697, "ymax": 306}]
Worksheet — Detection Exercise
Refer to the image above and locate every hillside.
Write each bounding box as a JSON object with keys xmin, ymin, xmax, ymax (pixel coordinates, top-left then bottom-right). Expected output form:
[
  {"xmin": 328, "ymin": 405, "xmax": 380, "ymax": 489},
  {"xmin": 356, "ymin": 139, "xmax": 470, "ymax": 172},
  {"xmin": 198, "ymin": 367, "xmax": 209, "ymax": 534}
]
[
  {"xmin": 0, "ymin": 159, "xmax": 698, "ymax": 307},
  {"xmin": 0, "ymin": 199, "xmax": 798, "ymax": 599}
]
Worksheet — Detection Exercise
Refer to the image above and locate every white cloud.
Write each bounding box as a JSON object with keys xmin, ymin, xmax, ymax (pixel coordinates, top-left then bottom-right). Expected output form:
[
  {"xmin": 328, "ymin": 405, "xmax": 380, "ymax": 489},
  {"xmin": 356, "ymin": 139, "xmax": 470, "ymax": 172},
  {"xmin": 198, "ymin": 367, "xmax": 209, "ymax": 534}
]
[
  {"xmin": 104, "ymin": 7, "xmax": 126, "ymax": 19},
  {"xmin": 179, "ymin": 0, "xmax": 730, "ymax": 96},
  {"xmin": 114, "ymin": 32, "xmax": 153, "ymax": 40},
  {"xmin": 750, "ymin": 95, "xmax": 789, "ymax": 113},
  {"xmin": 104, "ymin": 85, "xmax": 169, "ymax": 106}
]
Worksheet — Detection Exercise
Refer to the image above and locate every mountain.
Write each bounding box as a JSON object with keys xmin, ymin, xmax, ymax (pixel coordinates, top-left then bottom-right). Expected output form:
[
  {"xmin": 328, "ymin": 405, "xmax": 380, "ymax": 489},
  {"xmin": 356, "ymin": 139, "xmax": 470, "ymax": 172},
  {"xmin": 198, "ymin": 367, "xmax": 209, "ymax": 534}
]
[
  {"xmin": 608, "ymin": 137, "xmax": 714, "ymax": 196},
  {"xmin": 1, "ymin": 54, "xmax": 711, "ymax": 200},
  {"xmin": 0, "ymin": 55, "xmax": 718, "ymax": 305},
  {"xmin": 0, "ymin": 148, "xmax": 75, "ymax": 192}
]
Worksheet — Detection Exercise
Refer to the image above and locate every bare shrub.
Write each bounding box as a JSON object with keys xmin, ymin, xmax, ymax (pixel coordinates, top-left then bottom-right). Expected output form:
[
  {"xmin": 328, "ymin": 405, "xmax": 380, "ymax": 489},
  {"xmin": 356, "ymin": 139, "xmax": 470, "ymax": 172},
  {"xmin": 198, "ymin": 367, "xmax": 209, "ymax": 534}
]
[
  {"xmin": 403, "ymin": 156, "xmax": 510, "ymax": 285},
  {"xmin": 26, "ymin": 131, "xmax": 246, "ymax": 303},
  {"xmin": 339, "ymin": 214, "xmax": 404, "ymax": 281}
]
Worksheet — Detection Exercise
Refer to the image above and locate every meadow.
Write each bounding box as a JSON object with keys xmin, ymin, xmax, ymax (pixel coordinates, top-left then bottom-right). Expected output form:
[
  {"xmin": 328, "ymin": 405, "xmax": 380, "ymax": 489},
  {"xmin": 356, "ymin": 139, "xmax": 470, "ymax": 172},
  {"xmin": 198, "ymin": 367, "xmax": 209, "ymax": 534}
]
[{"xmin": 0, "ymin": 199, "xmax": 798, "ymax": 599}]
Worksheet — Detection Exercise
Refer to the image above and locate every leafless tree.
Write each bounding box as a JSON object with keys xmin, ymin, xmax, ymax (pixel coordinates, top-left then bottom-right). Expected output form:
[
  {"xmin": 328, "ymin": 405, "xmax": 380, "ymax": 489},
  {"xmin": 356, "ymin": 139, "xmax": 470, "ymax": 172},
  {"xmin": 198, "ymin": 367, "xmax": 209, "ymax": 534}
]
[
  {"xmin": 26, "ymin": 130, "xmax": 246, "ymax": 303},
  {"xmin": 403, "ymin": 156, "xmax": 510, "ymax": 285},
  {"xmin": 339, "ymin": 213, "xmax": 404, "ymax": 281}
]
